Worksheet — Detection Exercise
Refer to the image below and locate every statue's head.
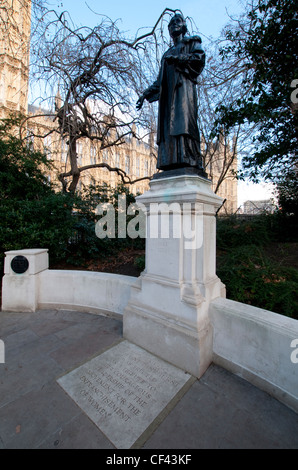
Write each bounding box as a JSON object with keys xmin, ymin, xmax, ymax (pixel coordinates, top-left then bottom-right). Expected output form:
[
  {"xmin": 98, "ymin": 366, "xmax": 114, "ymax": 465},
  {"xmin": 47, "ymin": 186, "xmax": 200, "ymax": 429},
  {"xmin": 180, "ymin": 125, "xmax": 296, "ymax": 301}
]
[{"xmin": 168, "ymin": 13, "xmax": 188, "ymax": 38}]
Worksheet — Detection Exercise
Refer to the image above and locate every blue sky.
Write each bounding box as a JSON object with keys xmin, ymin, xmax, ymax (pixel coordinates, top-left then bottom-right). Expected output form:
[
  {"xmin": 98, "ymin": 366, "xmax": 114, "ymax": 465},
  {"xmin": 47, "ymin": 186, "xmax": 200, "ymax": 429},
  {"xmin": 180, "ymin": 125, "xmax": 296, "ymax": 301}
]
[
  {"xmin": 46, "ymin": 0, "xmax": 275, "ymax": 205},
  {"xmin": 49, "ymin": 0, "xmax": 245, "ymax": 40}
]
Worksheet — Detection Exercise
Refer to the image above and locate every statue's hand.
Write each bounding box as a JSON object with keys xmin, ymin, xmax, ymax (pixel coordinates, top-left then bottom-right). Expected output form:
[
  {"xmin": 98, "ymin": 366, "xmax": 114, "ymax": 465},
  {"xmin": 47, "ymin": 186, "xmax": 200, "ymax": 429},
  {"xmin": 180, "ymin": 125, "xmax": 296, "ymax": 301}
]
[{"xmin": 136, "ymin": 95, "xmax": 145, "ymax": 111}]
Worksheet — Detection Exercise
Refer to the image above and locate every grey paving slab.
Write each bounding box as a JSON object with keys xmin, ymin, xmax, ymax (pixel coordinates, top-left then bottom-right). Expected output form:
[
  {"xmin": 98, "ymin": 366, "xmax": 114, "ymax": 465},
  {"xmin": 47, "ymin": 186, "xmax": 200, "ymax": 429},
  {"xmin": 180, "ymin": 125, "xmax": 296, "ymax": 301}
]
[
  {"xmin": 219, "ymin": 409, "xmax": 292, "ymax": 449},
  {"xmin": 3, "ymin": 334, "xmax": 61, "ymax": 370},
  {"xmin": 4, "ymin": 328, "xmax": 40, "ymax": 352},
  {"xmin": 29, "ymin": 318, "xmax": 78, "ymax": 337},
  {"xmin": 143, "ymin": 379, "xmax": 235, "ymax": 449},
  {"xmin": 49, "ymin": 329, "xmax": 122, "ymax": 370},
  {"xmin": 0, "ymin": 353, "xmax": 65, "ymax": 407},
  {"xmin": 202, "ymin": 365, "xmax": 298, "ymax": 448},
  {"xmin": 0, "ymin": 311, "xmax": 35, "ymax": 329},
  {"xmin": 0, "ymin": 309, "xmax": 297, "ymax": 450},
  {"xmin": 0, "ymin": 315, "xmax": 30, "ymax": 337},
  {"xmin": 51, "ymin": 309, "xmax": 105, "ymax": 321},
  {"xmin": 200, "ymin": 364, "xmax": 271, "ymax": 410},
  {"xmin": 0, "ymin": 382, "xmax": 81, "ymax": 449},
  {"xmin": 143, "ymin": 365, "xmax": 298, "ymax": 450},
  {"xmin": 36, "ymin": 413, "xmax": 116, "ymax": 449},
  {"xmin": 47, "ymin": 309, "xmax": 117, "ymax": 325},
  {"xmin": 54, "ymin": 321, "xmax": 104, "ymax": 342}
]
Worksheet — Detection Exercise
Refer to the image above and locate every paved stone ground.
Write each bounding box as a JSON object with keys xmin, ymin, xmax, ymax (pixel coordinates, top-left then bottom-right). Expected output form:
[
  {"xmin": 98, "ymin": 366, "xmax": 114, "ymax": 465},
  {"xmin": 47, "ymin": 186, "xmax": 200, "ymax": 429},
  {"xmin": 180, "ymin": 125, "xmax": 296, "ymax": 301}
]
[{"xmin": 0, "ymin": 309, "xmax": 297, "ymax": 450}]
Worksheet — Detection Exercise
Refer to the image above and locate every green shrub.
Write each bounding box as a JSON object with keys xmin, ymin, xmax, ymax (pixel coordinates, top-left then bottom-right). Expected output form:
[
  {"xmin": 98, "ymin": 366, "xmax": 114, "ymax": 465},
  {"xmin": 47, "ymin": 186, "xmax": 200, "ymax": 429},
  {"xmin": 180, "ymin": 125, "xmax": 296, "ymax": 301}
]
[
  {"xmin": 216, "ymin": 214, "xmax": 273, "ymax": 249},
  {"xmin": 217, "ymin": 244, "xmax": 298, "ymax": 319},
  {"xmin": 268, "ymin": 212, "xmax": 298, "ymax": 243},
  {"xmin": 134, "ymin": 255, "xmax": 145, "ymax": 271},
  {"xmin": 276, "ymin": 170, "xmax": 298, "ymax": 218}
]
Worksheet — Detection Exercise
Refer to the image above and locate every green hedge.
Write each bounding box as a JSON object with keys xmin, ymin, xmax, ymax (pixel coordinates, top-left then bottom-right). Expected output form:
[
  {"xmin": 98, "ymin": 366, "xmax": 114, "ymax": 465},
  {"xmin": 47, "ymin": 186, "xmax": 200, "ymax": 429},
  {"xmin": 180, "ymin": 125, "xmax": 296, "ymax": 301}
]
[{"xmin": 216, "ymin": 214, "xmax": 298, "ymax": 319}]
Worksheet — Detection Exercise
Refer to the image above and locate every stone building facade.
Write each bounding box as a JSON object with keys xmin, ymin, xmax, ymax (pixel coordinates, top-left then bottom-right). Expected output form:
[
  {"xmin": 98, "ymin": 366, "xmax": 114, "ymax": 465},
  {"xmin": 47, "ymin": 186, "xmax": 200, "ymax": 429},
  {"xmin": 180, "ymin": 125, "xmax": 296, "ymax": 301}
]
[
  {"xmin": 26, "ymin": 103, "xmax": 157, "ymax": 195},
  {"xmin": 206, "ymin": 140, "xmax": 238, "ymax": 215},
  {"xmin": 0, "ymin": 0, "xmax": 31, "ymax": 119},
  {"xmin": 0, "ymin": 0, "xmax": 238, "ymax": 212}
]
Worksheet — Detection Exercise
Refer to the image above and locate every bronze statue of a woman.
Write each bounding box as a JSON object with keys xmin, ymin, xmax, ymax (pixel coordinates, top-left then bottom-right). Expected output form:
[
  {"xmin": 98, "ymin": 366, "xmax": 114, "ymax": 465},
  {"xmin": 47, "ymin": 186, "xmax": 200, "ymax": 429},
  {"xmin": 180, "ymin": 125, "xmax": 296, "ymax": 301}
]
[{"xmin": 136, "ymin": 13, "xmax": 206, "ymax": 177}]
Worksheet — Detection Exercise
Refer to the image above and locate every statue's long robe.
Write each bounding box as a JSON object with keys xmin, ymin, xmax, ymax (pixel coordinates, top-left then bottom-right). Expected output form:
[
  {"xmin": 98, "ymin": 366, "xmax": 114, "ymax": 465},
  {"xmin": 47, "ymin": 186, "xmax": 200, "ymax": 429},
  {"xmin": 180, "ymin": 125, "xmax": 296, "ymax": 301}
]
[{"xmin": 144, "ymin": 36, "xmax": 205, "ymax": 170}]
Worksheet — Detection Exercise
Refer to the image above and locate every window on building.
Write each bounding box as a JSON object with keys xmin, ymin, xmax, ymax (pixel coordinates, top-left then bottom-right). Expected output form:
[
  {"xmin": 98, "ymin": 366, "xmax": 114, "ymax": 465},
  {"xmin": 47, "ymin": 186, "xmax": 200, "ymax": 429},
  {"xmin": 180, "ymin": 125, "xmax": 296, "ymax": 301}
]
[
  {"xmin": 125, "ymin": 156, "xmax": 130, "ymax": 174},
  {"xmin": 144, "ymin": 159, "xmax": 149, "ymax": 177},
  {"xmin": 114, "ymin": 153, "xmax": 120, "ymax": 168},
  {"xmin": 90, "ymin": 145, "xmax": 96, "ymax": 164},
  {"xmin": 76, "ymin": 142, "xmax": 83, "ymax": 166},
  {"xmin": 61, "ymin": 139, "xmax": 68, "ymax": 163},
  {"xmin": 102, "ymin": 149, "xmax": 109, "ymax": 162},
  {"xmin": 136, "ymin": 157, "xmax": 140, "ymax": 177},
  {"xmin": 44, "ymin": 135, "xmax": 52, "ymax": 160}
]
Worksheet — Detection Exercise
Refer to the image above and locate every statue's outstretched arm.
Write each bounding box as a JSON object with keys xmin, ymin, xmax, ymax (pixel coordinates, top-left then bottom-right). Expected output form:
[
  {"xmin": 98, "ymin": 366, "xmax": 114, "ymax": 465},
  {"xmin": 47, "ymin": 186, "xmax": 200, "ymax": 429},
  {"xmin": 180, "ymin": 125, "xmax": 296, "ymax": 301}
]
[{"xmin": 136, "ymin": 70, "xmax": 161, "ymax": 110}]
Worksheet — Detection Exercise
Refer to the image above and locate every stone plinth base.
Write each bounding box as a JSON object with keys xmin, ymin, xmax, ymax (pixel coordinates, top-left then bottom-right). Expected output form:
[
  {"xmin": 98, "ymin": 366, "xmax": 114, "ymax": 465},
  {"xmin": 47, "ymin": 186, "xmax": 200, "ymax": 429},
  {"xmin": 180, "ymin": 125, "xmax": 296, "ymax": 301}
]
[
  {"xmin": 124, "ymin": 299, "xmax": 213, "ymax": 378},
  {"xmin": 124, "ymin": 174, "xmax": 225, "ymax": 378}
]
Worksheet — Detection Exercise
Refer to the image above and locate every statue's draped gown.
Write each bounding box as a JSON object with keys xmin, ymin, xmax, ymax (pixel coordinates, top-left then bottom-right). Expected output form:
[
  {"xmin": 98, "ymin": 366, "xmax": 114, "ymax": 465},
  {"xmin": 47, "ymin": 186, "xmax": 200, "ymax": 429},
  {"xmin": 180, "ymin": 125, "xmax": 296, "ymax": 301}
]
[{"xmin": 143, "ymin": 36, "xmax": 205, "ymax": 171}]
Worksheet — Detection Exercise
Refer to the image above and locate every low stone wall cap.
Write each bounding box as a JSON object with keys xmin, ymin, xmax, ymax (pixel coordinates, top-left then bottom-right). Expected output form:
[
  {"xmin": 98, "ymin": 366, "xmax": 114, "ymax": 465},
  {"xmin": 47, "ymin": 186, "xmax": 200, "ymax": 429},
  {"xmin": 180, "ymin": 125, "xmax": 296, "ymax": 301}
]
[{"xmin": 5, "ymin": 248, "xmax": 48, "ymax": 256}]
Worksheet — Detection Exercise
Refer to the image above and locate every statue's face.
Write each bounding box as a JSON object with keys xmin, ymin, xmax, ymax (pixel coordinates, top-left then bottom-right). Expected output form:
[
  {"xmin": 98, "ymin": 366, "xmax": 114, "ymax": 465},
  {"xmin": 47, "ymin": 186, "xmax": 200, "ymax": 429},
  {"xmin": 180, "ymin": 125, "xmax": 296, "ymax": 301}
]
[{"xmin": 168, "ymin": 15, "xmax": 185, "ymax": 38}]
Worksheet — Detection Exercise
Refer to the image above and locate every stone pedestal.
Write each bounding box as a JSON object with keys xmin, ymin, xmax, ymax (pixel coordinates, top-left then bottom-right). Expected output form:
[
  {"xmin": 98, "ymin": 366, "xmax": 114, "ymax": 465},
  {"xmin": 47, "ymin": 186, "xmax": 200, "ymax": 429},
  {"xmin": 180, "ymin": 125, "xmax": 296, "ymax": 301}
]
[
  {"xmin": 123, "ymin": 175, "xmax": 226, "ymax": 378},
  {"xmin": 2, "ymin": 249, "xmax": 49, "ymax": 312}
]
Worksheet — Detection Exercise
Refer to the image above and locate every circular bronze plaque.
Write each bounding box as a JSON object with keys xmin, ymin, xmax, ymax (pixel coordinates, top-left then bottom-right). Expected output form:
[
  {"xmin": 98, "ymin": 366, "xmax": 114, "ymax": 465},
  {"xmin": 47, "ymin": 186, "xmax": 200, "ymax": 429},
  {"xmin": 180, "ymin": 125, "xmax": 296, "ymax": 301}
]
[{"xmin": 11, "ymin": 256, "xmax": 29, "ymax": 274}]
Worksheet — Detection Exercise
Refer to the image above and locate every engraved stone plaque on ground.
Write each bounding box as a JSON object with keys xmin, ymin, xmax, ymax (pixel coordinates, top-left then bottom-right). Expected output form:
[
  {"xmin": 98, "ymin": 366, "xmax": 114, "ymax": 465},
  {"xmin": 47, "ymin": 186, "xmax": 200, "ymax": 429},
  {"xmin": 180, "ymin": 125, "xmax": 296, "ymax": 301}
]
[{"xmin": 57, "ymin": 340, "xmax": 192, "ymax": 449}]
